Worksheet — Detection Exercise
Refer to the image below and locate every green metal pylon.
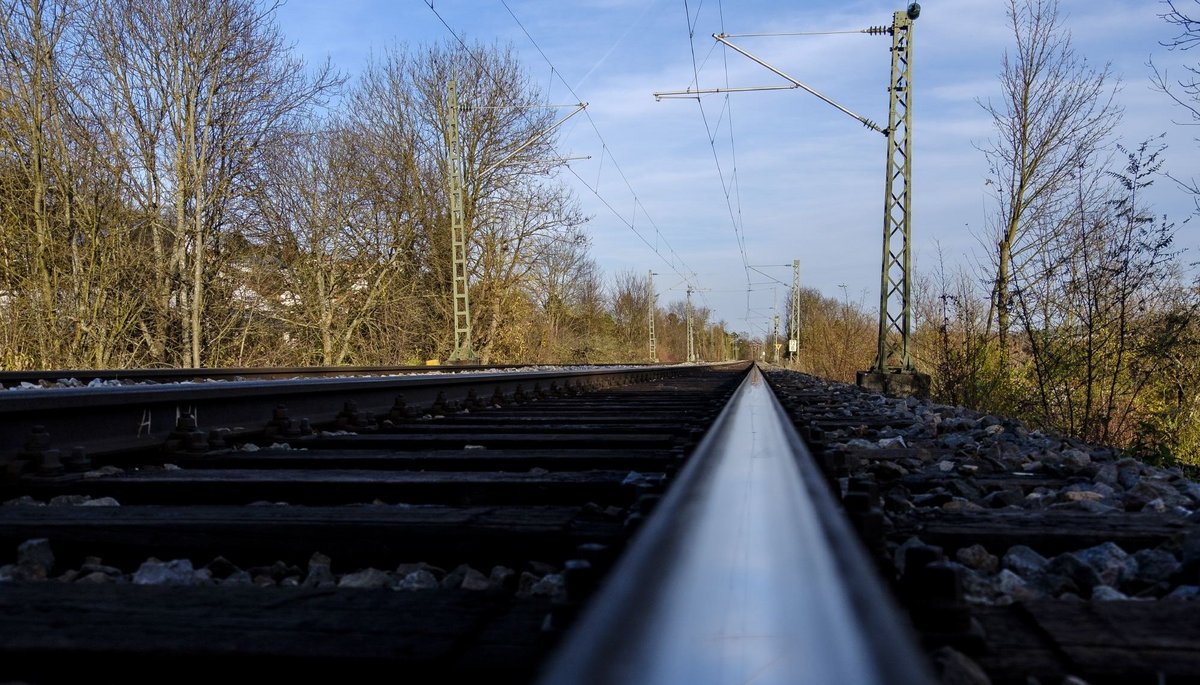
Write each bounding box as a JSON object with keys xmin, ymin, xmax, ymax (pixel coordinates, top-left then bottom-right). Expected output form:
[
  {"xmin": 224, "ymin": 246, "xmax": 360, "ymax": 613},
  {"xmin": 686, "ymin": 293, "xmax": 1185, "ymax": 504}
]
[
  {"xmin": 648, "ymin": 270, "xmax": 658, "ymax": 362},
  {"xmin": 790, "ymin": 258, "xmax": 801, "ymax": 364},
  {"xmin": 873, "ymin": 8, "xmax": 916, "ymax": 373},
  {"xmin": 686, "ymin": 286, "xmax": 696, "ymax": 363},
  {"xmin": 447, "ymin": 79, "xmax": 475, "ymax": 363}
]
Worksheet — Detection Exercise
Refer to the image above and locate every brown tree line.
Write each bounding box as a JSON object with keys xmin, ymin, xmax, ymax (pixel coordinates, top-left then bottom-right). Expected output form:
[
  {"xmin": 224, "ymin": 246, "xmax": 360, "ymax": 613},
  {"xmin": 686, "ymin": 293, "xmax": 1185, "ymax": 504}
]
[{"xmin": 0, "ymin": 0, "xmax": 738, "ymax": 368}]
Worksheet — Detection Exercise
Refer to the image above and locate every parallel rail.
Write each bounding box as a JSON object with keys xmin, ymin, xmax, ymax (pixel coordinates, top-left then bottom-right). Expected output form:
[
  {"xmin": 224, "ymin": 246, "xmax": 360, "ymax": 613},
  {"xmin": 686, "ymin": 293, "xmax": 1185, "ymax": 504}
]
[
  {"xmin": 0, "ymin": 363, "xmax": 648, "ymax": 389},
  {"xmin": 0, "ymin": 364, "xmax": 711, "ymax": 469}
]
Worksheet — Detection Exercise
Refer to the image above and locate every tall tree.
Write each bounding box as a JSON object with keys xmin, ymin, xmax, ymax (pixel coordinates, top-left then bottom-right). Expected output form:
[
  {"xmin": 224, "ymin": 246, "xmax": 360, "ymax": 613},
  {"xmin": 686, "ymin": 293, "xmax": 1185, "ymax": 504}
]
[
  {"xmin": 92, "ymin": 0, "xmax": 338, "ymax": 366},
  {"xmin": 0, "ymin": 0, "xmax": 148, "ymax": 368},
  {"xmin": 0, "ymin": 0, "xmax": 75, "ymax": 363},
  {"xmin": 249, "ymin": 123, "xmax": 425, "ymax": 366},
  {"xmin": 347, "ymin": 41, "xmax": 582, "ymax": 363},
  {"xmin": 609, "ymin": 269, "xmax": 651, "ymax": 359},
  {"xmin": 979, "ymin": 0, "xmax": 1121, "ymax": 363}
]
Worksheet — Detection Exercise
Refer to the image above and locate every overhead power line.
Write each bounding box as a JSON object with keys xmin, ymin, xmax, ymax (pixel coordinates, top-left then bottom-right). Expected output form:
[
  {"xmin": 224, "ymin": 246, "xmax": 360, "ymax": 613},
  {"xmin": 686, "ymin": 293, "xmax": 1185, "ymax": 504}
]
[
  {"xmin": 682, "ymin": 0, "xmax": 753, "ymax": 322},
  {"xmin": 493, "ymin": 0, "xmax": 706, "ymax": 298}
]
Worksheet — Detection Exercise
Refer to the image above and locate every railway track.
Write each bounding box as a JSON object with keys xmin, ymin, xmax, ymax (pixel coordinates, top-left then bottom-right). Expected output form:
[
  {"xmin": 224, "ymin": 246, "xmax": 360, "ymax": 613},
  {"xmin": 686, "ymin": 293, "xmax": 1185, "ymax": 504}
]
[
  {"xmin": 3, "ymin": 362, "xmax": 1193, "ymax": 683},
  {"xmin": 0, "ymin": 362, "xmax": 616, "ymax": 389},
  {"xmin": 0, "ymin": 362, "xmax": 933, "ymax": 684}
]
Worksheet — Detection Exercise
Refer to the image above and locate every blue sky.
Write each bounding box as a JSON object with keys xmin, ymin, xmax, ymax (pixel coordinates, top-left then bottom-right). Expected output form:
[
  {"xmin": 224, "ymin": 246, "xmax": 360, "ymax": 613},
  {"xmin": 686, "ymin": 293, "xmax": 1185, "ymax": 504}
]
[{"xmin": 274, "ymin": 0, "xmax": 1198, "ymax": 339}]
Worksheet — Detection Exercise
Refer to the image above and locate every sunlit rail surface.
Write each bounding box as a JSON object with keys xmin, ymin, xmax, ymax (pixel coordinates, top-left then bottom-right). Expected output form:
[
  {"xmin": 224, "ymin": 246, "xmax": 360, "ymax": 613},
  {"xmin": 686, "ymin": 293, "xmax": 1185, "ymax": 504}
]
[{"xmin": 538, "ymin": 365, "xmax": 933, "ymax": 685}]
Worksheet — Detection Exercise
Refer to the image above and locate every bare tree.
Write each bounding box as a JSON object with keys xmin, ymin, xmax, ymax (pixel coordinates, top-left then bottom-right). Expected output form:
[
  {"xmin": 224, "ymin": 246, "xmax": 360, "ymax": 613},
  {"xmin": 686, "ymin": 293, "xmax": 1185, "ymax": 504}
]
[
  {"xmin": 526, "ymin": 228, "xmax": 599, "ymax": 361},
  {"xmin": 1152, "ymin": 0, "xmax": 1200, "ymax": 210},
  {"xmin": 797, "ymin": 287, "xmax": 875, "ymax": 384},
  {"xmin": 248, "ymin": 123, "xmax": 429, "ymax": 365},
  {"xmin": 0, "ymin": 0, "xmax": 76, "ymax": 363},
  {"xmin": 347, "ymin": 41, "xmax": 583, "ymax": 364},
  {"xmin": 92, "ymin": 0, "xmax": 339, "ymax": 367},
  {"xmin": 979, "ymin": 0, "xmax": 1122, "ymax": 362},
  {"xmin": 609, "ymin": 269, "xmax": 651, "ymax": 359},
  {"xmin": 1010, "ymin": 138, "xmax": 1186, "ymax": 443},
  {"xmin": 0, "ymin": 0, "xmax": 150, "ymax": 369}
]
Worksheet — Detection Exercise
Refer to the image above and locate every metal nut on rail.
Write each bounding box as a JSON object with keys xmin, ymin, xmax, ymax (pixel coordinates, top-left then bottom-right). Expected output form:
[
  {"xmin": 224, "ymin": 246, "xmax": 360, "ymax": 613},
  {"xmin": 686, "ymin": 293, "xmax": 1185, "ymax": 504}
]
[
  {"xmin": 337, "ymin": 401, "xmax": 375, "ymax": 429},
  {"xmin": 63, "ymin": 446, "xmax": 91, "ymax": 471},
  {"xmin": 388, "ymin": 395, "xmax": 413, "ymax": 422},
  {"xmin": 207, "ymin": 429, "xmax": 230, "ymax": 450},
  {"xmin": 430, "ymin": 392, "xmax": 448, "ymax": 415},
  {"xmin": 36, "ymin": 448, "xmax": 64, "ymax": 476},
  {"xmin": 165, "ymin": 413, "xmax": 208, "ymax": 455},
  {"xmin": 465, "ymin": 389, "xmax": 485, "ymax": 411},
  {"xmin": 11, "ymin": 425, "xmax": 53, "ymax": 476},
  {"xmin": 489, "ymin": 387, "xmax": 507, "ymax": 407},
  {"xmin": 264, "ymin": 405, "xmax": 302, "ymax": 439}
]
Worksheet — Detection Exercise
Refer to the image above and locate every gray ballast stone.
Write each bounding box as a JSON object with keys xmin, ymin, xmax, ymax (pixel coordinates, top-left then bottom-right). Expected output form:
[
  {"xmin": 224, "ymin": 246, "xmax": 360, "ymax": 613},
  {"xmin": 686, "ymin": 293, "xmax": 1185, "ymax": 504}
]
[
  {"xmin": 220, "ymin": 571, "xmax": 254, "ymax": 587},
  {"xmin": 1132, "ymin": 548, "xmax": 1181, "ymax": 585},
  {"xmin": 80, "ymin": 557, "xmax": 123, "ymax": 578},
  {"xmin": 956, "ymin": 545, "xmax": 999, "ymax": 574},
  {"xmin": 995, "ymin": 569, "xmax": 1038, "ymax": 603},
  {"xmin": 1091, "ymin": 585, "xmax": 1130, "ymax": 601},
  {"xmin": 1076, "ymin": 542, "xmax": 1137, "ymax": 588},
  {"xmin": 17, "ymin": 538, "xmax": 54, "ymax": 579},
  {"xmin": 530, "ymin": 573, "xmax": 566, "ymax": 598},
  {"xmin": 460, "ymin": 568, "xmax": 492, "ymax": 591},
  {"xmin": 930, "ymin": 646, "xmax": 992, "ymax": 685},
  {"xmin": 983, "ymin": 489, "xmax": 1024, "ymax": 509},
  {"xmin": 75, "ymin": 571, "xmax": 118, "ymax": 584},
  {"xmin": 489, "ymin": 565, "xmax": 517, "ymax": 591},
  {"xmin": 303, "ymin": 552, "xmax": 335, "ymax": 589},
  {"xmin": 338, "ymin": 568, "xmax": 392, "ymax": 589},
  {"xmin": 133, "ymin": 558, "xmax": 196, "ymax": 586},
  {"xmin": 1165, "ymin": 585, "xmax": 1200, "ymax": 600},
  {"xmin": 1002, "ymin": 545, "xmax": 1048, "ymax": 578},
  {"xmin": 1043, "ymin": 553, "xmax": 1104, "ymax": 597},
  {"xmin": 396, "ymin": 569, "xmax": 439, "ymax": 591},
  {"xmin": 204, "ymin": 556, "xmax": 240, "ymax": 580}
]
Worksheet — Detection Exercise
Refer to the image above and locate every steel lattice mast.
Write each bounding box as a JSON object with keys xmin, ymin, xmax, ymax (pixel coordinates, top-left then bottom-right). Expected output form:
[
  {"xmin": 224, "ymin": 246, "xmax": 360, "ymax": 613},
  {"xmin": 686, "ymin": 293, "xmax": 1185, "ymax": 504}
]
[
  {"xmin": 654, "ymin": 5, "xmax": 927, "ymax": 394},
  {"xmin": 686, "ymin": 286, "xmax": 696, "ymax": 363},
  {"xmin": 446, "ymin": 80, "xmax": 475, "ymax": 363},
  {"xmin": 444, "ymin": 81, "xmax": 586, "ymax": 364},
  {"xmin": 648, "ymin": 270, "xmax": 658, "ymax": 362},
  {"xmin": 790, "ymin": 258, "xmax": 801, "ymax": 365},
  {"xmin": 874, "ymin": 9, "xmax": 916, "ymax": 374}
]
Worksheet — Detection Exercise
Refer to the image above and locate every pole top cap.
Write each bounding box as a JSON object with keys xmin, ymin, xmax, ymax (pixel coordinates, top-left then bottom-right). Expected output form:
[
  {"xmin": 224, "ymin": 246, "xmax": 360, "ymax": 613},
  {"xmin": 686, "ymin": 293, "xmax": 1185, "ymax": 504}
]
[{"xmin": 907, "ymin": 3, "xmax": 921, "ymax": 20}]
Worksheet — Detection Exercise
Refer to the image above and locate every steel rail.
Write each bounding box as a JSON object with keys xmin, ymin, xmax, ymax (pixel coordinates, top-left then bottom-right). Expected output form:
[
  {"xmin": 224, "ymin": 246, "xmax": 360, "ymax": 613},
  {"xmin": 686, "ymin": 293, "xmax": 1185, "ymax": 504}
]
[
  {"xmin": 0, "ymin": 362, "xmax": 659, "ymax": 389},
  {"xmin": 537, "ymin": 364, "xmax": 934, "ymax": 685},
  {"xmin": 0, "ymin": 363, "xmax": 746, "ymax": 465}
]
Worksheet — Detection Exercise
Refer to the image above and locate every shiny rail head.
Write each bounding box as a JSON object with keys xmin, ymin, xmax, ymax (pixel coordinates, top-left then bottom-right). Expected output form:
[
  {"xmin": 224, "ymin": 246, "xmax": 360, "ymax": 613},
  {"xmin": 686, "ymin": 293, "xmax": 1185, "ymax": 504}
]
[{"xmin": 537, "ymin": 364, "xmax": 935, "ymax": 685}]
